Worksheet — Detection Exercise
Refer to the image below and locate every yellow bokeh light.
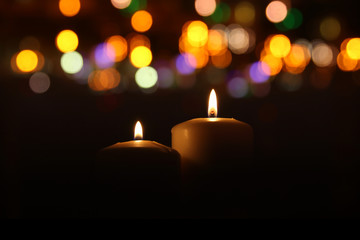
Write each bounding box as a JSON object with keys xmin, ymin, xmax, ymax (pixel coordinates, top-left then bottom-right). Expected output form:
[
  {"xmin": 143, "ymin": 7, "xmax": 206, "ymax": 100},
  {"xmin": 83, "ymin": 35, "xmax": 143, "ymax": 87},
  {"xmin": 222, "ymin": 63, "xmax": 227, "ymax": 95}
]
[
  {"xmin": 260, "ymin": 54, "xmax": 283, "ymax": 76},
  {"xmin": 130, "ymin": 46, "xmax": 152, "ymax": 68},
  {"xmin": 235, "ymin": 1, "xmax": 256, "ymax": 26},
  {"xmin": 320, "ymin": 17, "xmax": 341, "ymax": 41},
  {"xmin": 211, "ymin": 49, "xmax": 232, "ymax": 69},
  {"xmin": 194, "ymin": 0, "xmax": 217, "ymax": 17},
  {"xmin": 346, "ymin": 38, "xmax": 360, "ymax": 60},
  {"xmin": 269, "ymin": 34, "xmax": 291, "ymax": 58},
  {"xmin": 16, "ymin": 50, "xmax": 38, "ymax": 73},
  {"xmin": 56, "ymin": 29, "xmax": 79, "ymax": 53},
  {"xmin": 131, "ymin": 10, "xmax": 153, "ymax": 32},
  {"xmin": 106, "ymin": 35, "xmax": 128, "ymax": 62},
  {"xmin": 207, "ymin": 29, "xmax": 227, "ymax": 56},
  {"xmin": 265, "ymin": 1, "xmax": 287, "ymax": 23},
  {"xmin": 187, "ymin": 20, "xmax": 208, "ymax": 47},
  {"xmin": 337, "ymin": 50, "xmax": 359, "ymax": 71},
  {"xmin": 59, "ymin": 0, "xmax": 81, "ymax": 17}
]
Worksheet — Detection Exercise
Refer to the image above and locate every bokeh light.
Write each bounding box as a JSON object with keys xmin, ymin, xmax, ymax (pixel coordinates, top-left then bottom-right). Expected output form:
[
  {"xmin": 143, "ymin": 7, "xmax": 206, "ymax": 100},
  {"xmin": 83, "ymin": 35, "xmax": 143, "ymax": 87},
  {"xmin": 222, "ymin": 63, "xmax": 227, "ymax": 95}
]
[
  {"xmin": 312, "ymin": 43, "xmax": 333, "ymax": 67},
  {"xmin": 266, "ymin": 1, "xmax": 287, "ymax": 23},
  {"xmin": 16, "ymin": 50, "xmax": 38, "ymax": 73},
  {"xmin": 227, "ymin": 76, "xmax": 249, "ymax": 98},
  {"xmin": 131, "ymin": 10, "xmax": 153, "ymax": 32},
  {"xmin": 320, "ymin": 17, "xmax": 341, "ymax": 41},
  {"xmin": 194, "ymin": 0, "xmax": 216, "ymax": 17},
  {"xmin": 275, "ymin": 8, "xmax": 303, "ymax": 31},
  {"xmin": 59, "ymin": 0, "xmax": 81, "ymax": 17},
  {"xmin": 94, "ymin": 43, "xmax": 115, "ymax": 69},
  {"xmin": 209, "ymin": 2, "xmax": 231, "ymax": 23},
  {"xmin": 130, "ymin": 46, "xmax": 152, "ymax": 68},
  {"xmin": 175, "ymin": 53, "xmax": 196, "ymax": 75},
  {"xmin": 211, "ymin": 49, "xmax": 232, "ymax": 68},
  {"xmin": 29, "ymin": 72, "xmax": 51, "ymax": 94},
  {"xmin": 156, "ymin": 66, "xmax": 175, "ymax": 88},
  {"xmin": 269, "ymin": 34, "xmax": 291, "ymax": 58},
  {"xmin": 106, "ymin": 35, "xmax": 128, "ymax": 62},
  {"xmin": 207, "ymin": 29, "xmax": 227, "ymax": 56},
  {"xmin": 111, "ymin": 0, "xmax": 132, "ymax": 9},
  {"xmin": 88, "ymin": 68, "xmax": 121, "ymax": 91},
  {"xmin": 346, "ymin": 38, "xmax": 360, "ymax": 60},
  {"xmin": 128, "ymin": 33, "xmax": 150, "ymax": 51},
  {"xmin": 186, "ymin": 21, "xmax": 208, "ymax": 47},
  {"xmin": 56, "ymin": 29, "xmax": 79, "ymax": 53},
  {"xmin": 283, "ymin": 44, "xmax": 309, "ymax": 74},
  {"xmin": 186, "ymin": 48, "xmax": 209, "ymax": 69},
  {"xmin": 234, "ymin": 1, "xmax": 255, "ymax": 26},
  {"xmin": 228, "ymin": 26, "xmax": 250, "ymax": 54},
  {"xmin": 135, "ymin": 66, "xmax": 158, "ymax": 89},
  {"xmin": 337, "ymin": 50, "xmax": 359, "ymax": 71},
  {"xmin": 122, "ymin": 0, "xmax": 147, "ymax": 14},
  {"xmin": 260, "ymin": 54, "xmax": 283, "ymax": 76},
  {"xmin": 249, "ymin": 61, "xmax": 270, "ymax": 83},
  {"xmin": 61, "ymin": 51, "xmax": 83, "ymax": 74}
]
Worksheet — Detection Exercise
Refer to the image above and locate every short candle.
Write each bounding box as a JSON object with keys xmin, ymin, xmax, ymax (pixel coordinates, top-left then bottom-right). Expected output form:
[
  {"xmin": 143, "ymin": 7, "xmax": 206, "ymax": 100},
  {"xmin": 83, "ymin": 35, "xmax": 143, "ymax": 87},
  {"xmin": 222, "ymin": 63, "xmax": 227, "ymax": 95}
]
[{"xmin": 97, "ymin": 121, "xmax": 180, "ymax": 218}]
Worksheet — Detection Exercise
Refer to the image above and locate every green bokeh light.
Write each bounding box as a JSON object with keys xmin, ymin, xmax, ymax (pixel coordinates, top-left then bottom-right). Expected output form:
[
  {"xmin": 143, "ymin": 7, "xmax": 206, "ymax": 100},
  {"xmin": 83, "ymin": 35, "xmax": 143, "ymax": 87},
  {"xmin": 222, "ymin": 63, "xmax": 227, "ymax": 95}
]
[
  {"xmin": 60, "ymin": 51, "xmax": 83, "ymax": 74},
  {"xmin": 122, "ymin": 0, "xmax": 147, "ymax": 15},
  {"xmin": 205, "ymin": 2, "xmax": 231, "ymax": 24},
  {"xmin": 135, "ymin": 66, "xmax": 158, "ymax": 89},
  {"xmin": 275, "ymin": 8, "xmax": 303, "ymax": 31}
]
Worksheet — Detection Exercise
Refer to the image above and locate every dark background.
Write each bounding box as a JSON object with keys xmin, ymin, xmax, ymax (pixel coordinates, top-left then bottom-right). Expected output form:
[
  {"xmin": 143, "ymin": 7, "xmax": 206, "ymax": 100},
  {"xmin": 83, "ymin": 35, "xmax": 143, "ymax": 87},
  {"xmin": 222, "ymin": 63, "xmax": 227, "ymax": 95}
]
[{"xmin": 1, "ymin": 0, "xmax": 360, "ymax": 218}]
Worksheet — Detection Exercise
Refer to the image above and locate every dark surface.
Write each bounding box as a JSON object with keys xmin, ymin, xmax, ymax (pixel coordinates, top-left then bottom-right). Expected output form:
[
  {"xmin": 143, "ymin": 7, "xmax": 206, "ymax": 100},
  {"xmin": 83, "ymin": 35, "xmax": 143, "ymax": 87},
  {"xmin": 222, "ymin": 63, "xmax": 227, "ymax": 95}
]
[{"xmin": 1, "ymin": 72, "xmax": 360, "ymax": 218}]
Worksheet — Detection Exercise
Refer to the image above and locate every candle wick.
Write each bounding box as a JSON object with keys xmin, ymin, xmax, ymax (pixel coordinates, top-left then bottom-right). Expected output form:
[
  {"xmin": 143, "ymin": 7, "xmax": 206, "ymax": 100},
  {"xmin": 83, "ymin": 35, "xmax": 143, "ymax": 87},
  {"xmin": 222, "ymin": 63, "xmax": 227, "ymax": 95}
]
[{"xmin": 209, "ymin": 110, "xmax": 216, "ymax": 118}]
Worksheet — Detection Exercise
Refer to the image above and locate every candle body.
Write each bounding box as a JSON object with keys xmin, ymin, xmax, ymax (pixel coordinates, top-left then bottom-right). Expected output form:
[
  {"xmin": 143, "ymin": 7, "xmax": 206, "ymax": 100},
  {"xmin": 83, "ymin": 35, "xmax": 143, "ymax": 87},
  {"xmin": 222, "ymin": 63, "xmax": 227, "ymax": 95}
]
[
  {"xmin": 172, "ymin": 118, "xmax": 253, "ymax": 169},
  {"xmin": 96, "ymin": 140, "xmax": 181, "ymax": 218},
  {"xmin": 171, "ymin": 118, "xmax": 253, "ymax": 217}
]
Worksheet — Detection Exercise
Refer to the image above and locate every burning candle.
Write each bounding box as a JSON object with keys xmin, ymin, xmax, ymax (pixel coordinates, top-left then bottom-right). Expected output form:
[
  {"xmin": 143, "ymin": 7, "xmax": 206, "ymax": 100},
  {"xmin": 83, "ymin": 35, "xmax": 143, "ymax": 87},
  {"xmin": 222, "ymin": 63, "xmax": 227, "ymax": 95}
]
[
  {"xmin": 172, "ymin": 89, "xmax": 253, "ymax": 169},
  {"xmin": 96, "ymin": 121, "xmax": 181, "ymax": 218},
  {"xmin": 171, "ymin": 89, "xmax": 253, "ymax": 217}
]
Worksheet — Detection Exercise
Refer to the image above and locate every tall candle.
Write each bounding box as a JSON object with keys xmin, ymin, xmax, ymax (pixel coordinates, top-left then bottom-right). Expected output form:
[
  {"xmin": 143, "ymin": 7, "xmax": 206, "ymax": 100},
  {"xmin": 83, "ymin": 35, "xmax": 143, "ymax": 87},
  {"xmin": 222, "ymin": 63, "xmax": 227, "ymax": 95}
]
[
  {"xmin": 171, "ymin": 90, "xmax": 253, "ymax": 217},
  {"xmin": 96, "ymin": 121, "xmax": 181, "ymax": 218}
]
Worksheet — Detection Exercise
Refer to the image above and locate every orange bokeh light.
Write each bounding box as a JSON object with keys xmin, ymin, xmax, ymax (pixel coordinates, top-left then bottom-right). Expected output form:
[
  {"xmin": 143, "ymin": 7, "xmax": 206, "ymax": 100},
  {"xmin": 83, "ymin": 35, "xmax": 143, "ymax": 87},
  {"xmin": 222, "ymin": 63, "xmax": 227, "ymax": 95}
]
[
  {"xmin": 106, "ymin": 35, "xmax": 128, "ymax": 62},
  {"xmin": 211, "ymin": 49, "xmax": 232, "ymax": 69},
  {"xmin": 337, "ymin": 50, "xmax": 360, "ymax": 71},
  {"xmin": 88, "ymin": 68, "xmax": 121, "ymax": 91},
  {"xmin": 131, "ymin": 10, "xmax": 153, "ymax": 32},
  {"xmin": 59, "ymin": 0, "xmax": 81, "ymax": 17}
]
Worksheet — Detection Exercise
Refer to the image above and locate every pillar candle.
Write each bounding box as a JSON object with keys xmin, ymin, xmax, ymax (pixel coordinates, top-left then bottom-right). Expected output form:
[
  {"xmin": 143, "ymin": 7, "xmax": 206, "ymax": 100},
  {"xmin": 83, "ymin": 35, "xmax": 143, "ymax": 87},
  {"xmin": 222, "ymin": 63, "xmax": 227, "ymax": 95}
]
[
  {"xmin": 96, "ymin": 121, "xmax": 181, "ymax": 218},
  {"xmin": 171, "ymin": 90, "xmax": 254, "ymax": 217}
]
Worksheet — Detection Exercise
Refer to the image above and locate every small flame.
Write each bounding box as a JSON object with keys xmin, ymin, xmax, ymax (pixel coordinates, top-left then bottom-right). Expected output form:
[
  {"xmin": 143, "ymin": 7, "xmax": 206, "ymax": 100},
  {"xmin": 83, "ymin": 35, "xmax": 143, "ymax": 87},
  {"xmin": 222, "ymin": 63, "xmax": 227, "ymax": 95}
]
[
  {"xmin": 208, "ymin": 89, "xmax": 217, "ymax": 117},
  {"xmin": 134, "ymin": 121, "xmax": 143, "ymax": 140}
]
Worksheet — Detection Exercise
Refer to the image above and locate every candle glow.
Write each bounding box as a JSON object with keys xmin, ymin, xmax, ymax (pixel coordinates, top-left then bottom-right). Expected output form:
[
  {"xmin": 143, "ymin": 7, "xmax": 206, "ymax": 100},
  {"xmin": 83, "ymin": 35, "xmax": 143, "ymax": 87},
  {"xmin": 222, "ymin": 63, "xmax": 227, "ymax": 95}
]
[
  {"xmin": 208, "ymin": 89, "xmax": 218, "ymax": 117},
  {"xmin": 134, "ymin": 121, "xmax": 143, "ymax": 140}
]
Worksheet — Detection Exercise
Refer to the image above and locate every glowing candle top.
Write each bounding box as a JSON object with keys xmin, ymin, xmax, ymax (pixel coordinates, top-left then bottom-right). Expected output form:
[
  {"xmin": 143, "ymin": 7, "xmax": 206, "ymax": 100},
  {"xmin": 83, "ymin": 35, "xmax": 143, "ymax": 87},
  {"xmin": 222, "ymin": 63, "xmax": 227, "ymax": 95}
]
[
  {"xmin": 134, "ymin": 121, "xmax": 143, "ymax": 140},
  {"xmin": 208, "ymin": 89, "xmax": 217, "ymax": 118}
]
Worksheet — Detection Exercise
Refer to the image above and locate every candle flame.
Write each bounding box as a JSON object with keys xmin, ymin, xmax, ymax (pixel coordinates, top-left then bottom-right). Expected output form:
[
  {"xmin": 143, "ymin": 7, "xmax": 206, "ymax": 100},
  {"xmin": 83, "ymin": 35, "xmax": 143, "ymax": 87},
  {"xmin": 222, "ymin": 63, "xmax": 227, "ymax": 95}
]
[
  {"xmin": 208, "ymin": 89, "xmax": 217, "ymax": 117},
  {"xmin": 134, "ymin": 121, "xmax": 143, "ymax": 140}
]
